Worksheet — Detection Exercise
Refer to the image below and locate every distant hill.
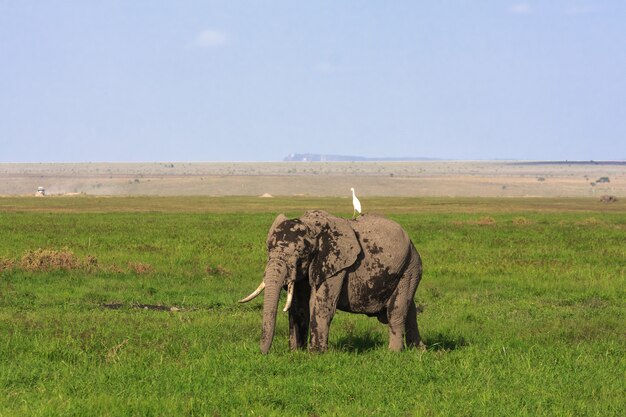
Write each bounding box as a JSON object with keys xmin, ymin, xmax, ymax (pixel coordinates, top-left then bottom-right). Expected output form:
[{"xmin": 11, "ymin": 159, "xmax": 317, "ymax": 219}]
[
  {"xmin": 283, "ymin": 153, "xmax": 438, "ymax": 162},
  {"xmin": 511, "ymin": 160, "xmax": 626, "ymax": 166}
]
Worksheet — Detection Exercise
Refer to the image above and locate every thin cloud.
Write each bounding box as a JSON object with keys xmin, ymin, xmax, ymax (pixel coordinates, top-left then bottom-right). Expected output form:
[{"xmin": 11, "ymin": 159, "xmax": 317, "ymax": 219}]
[
  {"xmin": 314, "ymin": 62, "xmax": 342, "ymax": 74},
  {"xmin": 313, "ymin": 62, "xmax": 352, "ymax": 75},
  {"xmin": 508, "ymin": 3, "xmax": 532, "ymax": 15},
  {"xmin": 565, "ymin": 5, "xmax": 595, "ymax": 15},
  {"xmin": 193, "ymin": 29, "xmax": 227, "ymax": 48}
]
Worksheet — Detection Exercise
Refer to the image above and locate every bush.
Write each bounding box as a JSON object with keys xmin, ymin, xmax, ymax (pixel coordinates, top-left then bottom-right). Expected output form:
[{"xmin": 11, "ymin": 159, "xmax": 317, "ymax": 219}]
[
  {"xmin": 476, "ymin": 216, "xmax": 496, "ymax": 226},
  {"xmin": 128, "ymin": 262, "xmax": 154, "ymax": 274},
  {"xmin": 0, "ymin": 258, "xmax": 15, "ymax": 272},
  {"xmin": 513, "ymin": 217, "xmax": 533, "ymax": 226},
  {"xmin": 20, "ymin": 249, "xmax": 83, "ymax": 272}
]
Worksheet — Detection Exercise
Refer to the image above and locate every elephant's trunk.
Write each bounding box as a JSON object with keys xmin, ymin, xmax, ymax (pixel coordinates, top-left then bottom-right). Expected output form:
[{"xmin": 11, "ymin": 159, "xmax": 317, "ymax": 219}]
[{"xmin": 260, "ymin": 260, "xmax": 287, "ymax": 354}]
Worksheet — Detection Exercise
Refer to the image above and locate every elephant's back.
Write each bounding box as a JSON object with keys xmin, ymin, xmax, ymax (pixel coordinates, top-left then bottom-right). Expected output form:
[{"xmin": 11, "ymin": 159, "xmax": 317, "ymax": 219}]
[
  {"xmin": 351, "ymin": 214, "xmax": 409, "ymax": 246},
  {"xmin": 350, "ymin": 214, "xmax": 411, "ymax": 270},
  {"xmin": 339, "ymin": 215, "xmax": 412, "ymax": 314}
]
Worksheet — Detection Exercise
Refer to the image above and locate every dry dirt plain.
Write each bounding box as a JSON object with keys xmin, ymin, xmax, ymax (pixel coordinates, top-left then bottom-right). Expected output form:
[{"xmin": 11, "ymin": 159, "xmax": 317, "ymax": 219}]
[{"xmin": 0, "ymin": 161, "xmax": 624, "ymax": 198}]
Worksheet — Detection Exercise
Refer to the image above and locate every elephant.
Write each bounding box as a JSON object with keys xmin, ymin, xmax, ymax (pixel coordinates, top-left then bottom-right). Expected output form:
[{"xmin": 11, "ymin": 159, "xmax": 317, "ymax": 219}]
[{"xmin": 239, "ymin": 210, "xmax": 424, "ymax": 353}]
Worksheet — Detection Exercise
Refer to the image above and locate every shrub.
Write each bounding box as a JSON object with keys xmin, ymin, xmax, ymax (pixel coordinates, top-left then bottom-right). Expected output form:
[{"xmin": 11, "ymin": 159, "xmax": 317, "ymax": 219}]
[
  {"xmin": 476, "ymin": 216, "xmax": 496, "ymax": 226},
  {"xmin": 513, "ymin": 217, "xmax": 533, "ymax": 226},
  {"xmin": 20, "ymin": 249, "xmax": 83, "ymax": 272},
  {"xmin": 0, "ymin": 258, "xmax": 15, "ymax": 272},
  {"xmin": 128, "ymin": 262, "xmax": 154, "ymax": 274},
  {"xmin": 84, "ymin": 255, "xmax": 99, "ymax": 272}
]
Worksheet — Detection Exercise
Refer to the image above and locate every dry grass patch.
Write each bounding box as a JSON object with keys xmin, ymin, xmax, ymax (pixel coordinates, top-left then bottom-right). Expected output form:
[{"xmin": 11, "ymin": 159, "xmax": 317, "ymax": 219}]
[
  {"xmin": 4, "ymin": 250, "xmax": 154, "ymax": 275},
  {"xmin": 206, "ymin": 264, "xmax": 230, "ymax": 276},
  {"xmin": 475, "ymin": 216, "xmax": 497, "ymax": 226},
  {"xmin": 450, "ymin": 216, "xmax": 498, "ymax": 226},
  {"xmin": 128, "ymin": 262, "xmax": 154, "ymax": 275},
  {"xmin": 19, "ymin": 248, "xmax": 87, "ymax": 272},
  {"xmin": 0, "ymin": 258, "xmax": 15, "ymax": 272},
  {"xmin": 576, "ymin": 217, "xmax": 604, "ymax": 226},
  {"xmin": 512, "ymin": 216, "xmax": 534, "ymax": 226}
]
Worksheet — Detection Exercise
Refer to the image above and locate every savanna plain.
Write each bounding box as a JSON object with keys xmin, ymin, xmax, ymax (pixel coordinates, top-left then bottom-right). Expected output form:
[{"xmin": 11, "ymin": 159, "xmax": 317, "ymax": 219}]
[{"xmin": 0, "ymin": 196, "xmax": 624, "ymax": 416}]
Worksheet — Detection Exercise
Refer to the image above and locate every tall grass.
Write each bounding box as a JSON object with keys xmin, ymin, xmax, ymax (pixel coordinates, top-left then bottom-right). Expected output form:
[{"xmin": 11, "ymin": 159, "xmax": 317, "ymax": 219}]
[{"xmin": 0, "ymin": 197, "xmax": 624, "ymax": 416}]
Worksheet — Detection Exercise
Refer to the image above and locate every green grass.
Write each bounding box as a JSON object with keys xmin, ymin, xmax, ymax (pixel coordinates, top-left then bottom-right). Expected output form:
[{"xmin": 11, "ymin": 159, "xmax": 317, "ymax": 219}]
[{"xmin": 1, "ymin": 197, "xmax": 624, "ymax": 416}]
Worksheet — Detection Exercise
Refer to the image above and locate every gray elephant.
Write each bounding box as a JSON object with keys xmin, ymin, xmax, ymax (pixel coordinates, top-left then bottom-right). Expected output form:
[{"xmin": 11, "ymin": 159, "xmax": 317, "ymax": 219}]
[{"xmin": 239, "ymin": 210, "xmax": 424, "ymax": 353}]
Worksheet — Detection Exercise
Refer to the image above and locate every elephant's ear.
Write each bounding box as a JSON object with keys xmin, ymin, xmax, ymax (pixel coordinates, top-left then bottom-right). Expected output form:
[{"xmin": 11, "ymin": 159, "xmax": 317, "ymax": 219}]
[
  {"xmin": 267, "ymin": 214, "xmax": 288, "ymax": 248},
  {"xmin": 302, "ymin": 211, "xmax": 361, "ymax": 288}
]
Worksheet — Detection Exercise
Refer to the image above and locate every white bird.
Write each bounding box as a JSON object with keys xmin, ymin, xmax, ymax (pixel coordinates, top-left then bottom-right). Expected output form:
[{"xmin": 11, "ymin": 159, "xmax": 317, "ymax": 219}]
[{"xmin": 350, "ymin": 187, "xmax": 362, "ymax": 218}]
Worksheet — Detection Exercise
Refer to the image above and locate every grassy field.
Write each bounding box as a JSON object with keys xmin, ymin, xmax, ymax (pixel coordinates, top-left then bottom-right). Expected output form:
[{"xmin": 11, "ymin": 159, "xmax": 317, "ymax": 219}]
[{"xmin": 0, "ymin": 196, "xmax": 624, "ymax": 416}]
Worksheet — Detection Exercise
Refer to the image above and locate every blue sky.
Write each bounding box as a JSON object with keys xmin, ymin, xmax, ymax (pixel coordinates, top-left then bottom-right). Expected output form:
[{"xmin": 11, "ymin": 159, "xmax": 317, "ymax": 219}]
[{"xmin": 1, "ymin": 1, "xmax": 625, "ymax": 162}]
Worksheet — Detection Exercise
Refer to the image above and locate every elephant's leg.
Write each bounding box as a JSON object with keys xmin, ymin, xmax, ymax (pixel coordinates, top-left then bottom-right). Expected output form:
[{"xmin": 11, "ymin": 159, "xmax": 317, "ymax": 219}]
[
  {"xmin": 309, "ymin": 272, "xmax": 345, "ymax": 352},
  {"xmin": 405, "ymin": 300, "xmax": 425, "ymax": 349},
  {"xmin": 289, "ymin": 282, "xmax": 311, "ymax": 350},
  {"xmin": 386, "ymin": 283, "xmax": 410, "ymax": 352},
  {"xmin": 387, "ymin": 246, "xmax": 423, "ymax": 352}
]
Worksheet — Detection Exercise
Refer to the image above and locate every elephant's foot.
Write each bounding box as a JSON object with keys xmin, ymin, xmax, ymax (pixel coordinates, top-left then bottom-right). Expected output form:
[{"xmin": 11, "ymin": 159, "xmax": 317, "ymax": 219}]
[
  {"xmin": 309, "ymin": 316, "xmax": 331, "ymax": 353},
  {"xmin": 404, "ymin": 301, "xmax": 423, "ymax": 350},
  {"xmin": 407, "ymin": 339, "xmax": 426, "ymax": 351},
  {"xmin": 387, "ymin": 325, "xmax": 406, "ymax": 352},
  {"xmin": 388, "ymin": 337, "xmax": 405, "ymax": 352},
  {"xmin": 308, "ymin": 344, "xmax": 328, "ymax": 353}
]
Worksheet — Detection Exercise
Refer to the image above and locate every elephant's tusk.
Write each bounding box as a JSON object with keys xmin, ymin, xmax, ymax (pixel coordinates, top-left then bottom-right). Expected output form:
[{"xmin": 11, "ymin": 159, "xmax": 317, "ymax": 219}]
[
  {"xmin": 238, "ymin": 281, "xmax": 265, "ymax": 303},
  {"xmin": 283, "ymin": 281, "xmax": 294, "ymax": 312}
]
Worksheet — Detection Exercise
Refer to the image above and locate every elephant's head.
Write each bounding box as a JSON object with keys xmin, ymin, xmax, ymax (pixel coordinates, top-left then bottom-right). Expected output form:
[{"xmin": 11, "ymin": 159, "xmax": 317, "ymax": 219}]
[{"xmin": 239, "ymin": 210, "xmax": 361, "ymax": 353}]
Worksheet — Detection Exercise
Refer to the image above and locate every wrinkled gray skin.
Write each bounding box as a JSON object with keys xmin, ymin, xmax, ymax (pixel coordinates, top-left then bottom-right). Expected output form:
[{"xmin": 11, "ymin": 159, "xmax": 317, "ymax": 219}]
[{"xmin": 246, "ymin": 210, "xmax": 423, "ymax": 354}]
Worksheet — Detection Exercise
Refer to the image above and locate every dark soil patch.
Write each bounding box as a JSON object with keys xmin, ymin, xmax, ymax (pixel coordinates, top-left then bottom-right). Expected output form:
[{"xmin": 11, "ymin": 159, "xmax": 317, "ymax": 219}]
[
  {"xmin": 101, "ymin": 303, "xmax": 181, "ymax": 312},
  {"xmin": 102, "ymin": 303, "xmax": 124, "ymax": 310}
]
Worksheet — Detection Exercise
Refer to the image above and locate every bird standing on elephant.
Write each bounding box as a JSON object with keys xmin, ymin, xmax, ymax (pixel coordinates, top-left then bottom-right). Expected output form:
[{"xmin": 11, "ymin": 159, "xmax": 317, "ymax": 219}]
[
  {"xmin": 239, "ymin": 210, "xmax": 424, "ymax": 353},
  {"xmin": 350, "ymin": 187, "xmax": 362, "ymax": 218}
]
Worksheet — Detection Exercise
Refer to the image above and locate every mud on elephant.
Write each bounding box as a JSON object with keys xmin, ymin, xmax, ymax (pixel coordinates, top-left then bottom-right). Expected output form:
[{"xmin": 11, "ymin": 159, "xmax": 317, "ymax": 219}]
[{"xmin": 239, "ymin": 210, "xmax": 424, "ymax": 353}]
